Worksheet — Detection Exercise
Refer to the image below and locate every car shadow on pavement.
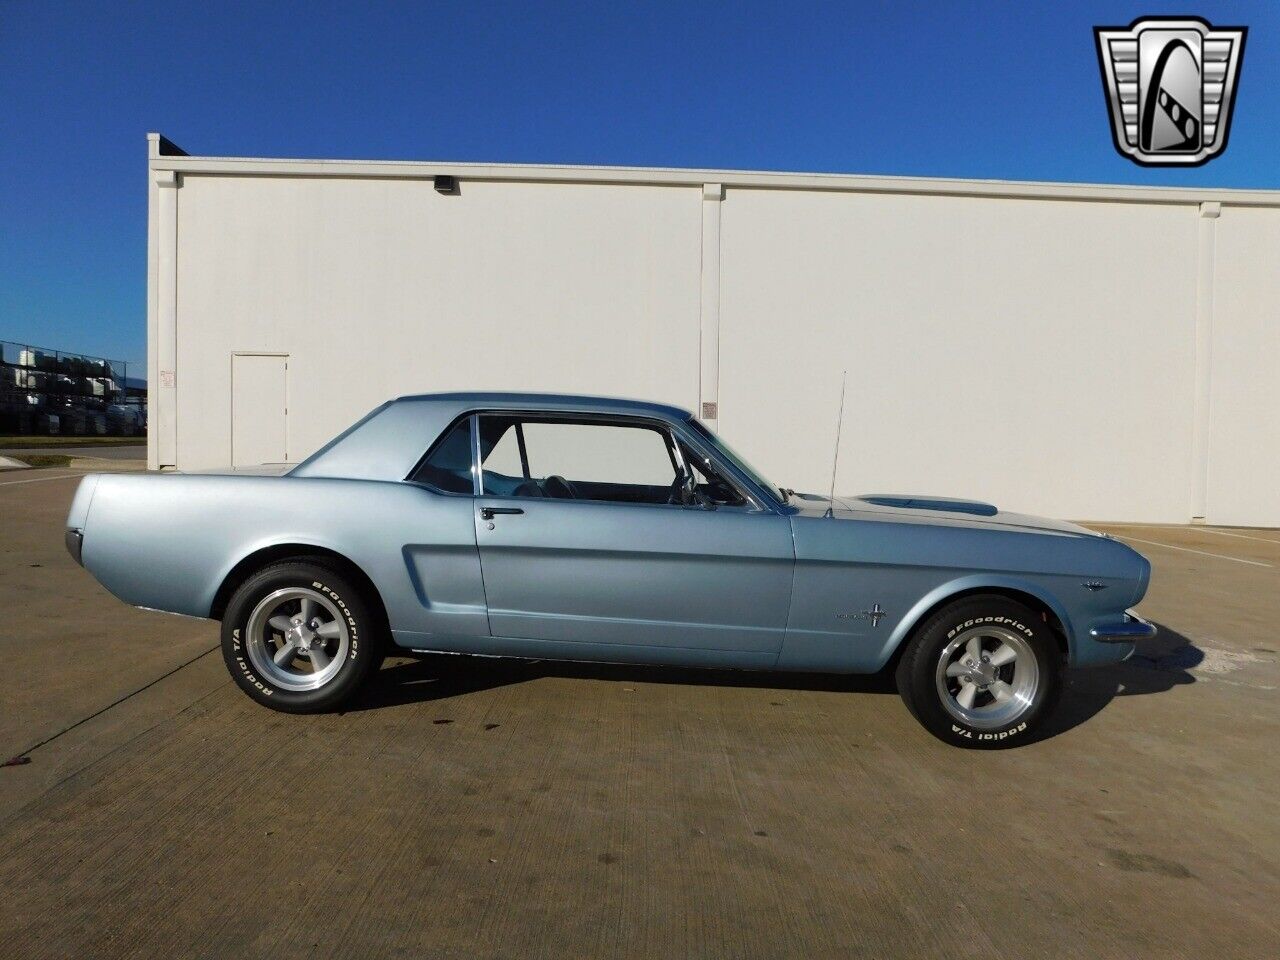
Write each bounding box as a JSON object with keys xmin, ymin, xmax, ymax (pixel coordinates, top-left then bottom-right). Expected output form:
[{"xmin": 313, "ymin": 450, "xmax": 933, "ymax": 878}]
[
  {"xmin": 346, "ymin": 623, "xmax": 1202, "ymax": 743},
  {"xmin": 346, "ymin": 652, "xmax": 899, "ymax": 713},
  {"xmin": 1036, "ymin": 622, "xmax": 1202, "ymax": 741}
]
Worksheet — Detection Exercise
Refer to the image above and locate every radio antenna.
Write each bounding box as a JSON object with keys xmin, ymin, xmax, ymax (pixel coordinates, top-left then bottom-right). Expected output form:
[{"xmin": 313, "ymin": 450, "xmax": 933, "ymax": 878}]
[{"xmin": 825, "ymin": 370, "xmax": 847, "ymax": 518}]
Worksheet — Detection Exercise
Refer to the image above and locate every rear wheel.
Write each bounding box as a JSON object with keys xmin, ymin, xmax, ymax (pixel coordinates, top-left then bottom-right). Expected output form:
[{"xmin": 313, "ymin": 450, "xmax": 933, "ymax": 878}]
[
  {"xmin": 221, "ymin": 561, "xmax": 379, "ymax": 712},
  {"xmin": 895, "ymin": 595, "xmax": 1062, "ymax": 748}
]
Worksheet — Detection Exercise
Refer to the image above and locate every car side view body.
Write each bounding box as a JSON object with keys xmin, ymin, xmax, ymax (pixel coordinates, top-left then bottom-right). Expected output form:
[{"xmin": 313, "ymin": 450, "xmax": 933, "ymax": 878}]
[{"xmin": 66, "ymin": 392, "xmax": 1154, "ymax": 747}]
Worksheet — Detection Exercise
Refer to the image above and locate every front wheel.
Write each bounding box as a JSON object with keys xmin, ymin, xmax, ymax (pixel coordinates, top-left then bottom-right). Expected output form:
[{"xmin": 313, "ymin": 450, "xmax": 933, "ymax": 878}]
[
  {"xmin": 895, "ymin": 596, "xmax": 1062, "ymax": 748},
  {"xmin": 221, "ymin": 561, "xmax": 380, "ymax": 713}
]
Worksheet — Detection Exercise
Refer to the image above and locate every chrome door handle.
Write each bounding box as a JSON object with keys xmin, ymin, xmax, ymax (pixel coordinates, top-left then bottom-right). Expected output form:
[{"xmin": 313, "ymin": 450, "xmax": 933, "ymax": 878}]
[{"xmin": 480, "ymin": 506, "xmax": 524, "ymax": 520}]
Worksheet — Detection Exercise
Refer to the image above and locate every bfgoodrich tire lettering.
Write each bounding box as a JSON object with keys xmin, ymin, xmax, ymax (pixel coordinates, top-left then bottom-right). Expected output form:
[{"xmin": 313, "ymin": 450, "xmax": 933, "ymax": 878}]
[
  {"xmin": 895, "ymin": 595, "xmax": 1062, "ymax": 749},
  {"xmin": 220, "ymin": 561, "xmax": 380, "ymax": 713}
]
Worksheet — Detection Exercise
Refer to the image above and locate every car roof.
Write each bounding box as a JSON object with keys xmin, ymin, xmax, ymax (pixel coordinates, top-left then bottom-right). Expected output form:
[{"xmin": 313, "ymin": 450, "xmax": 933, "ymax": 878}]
[
  {"xmin": 291, "ymin": 392, "xmax": 696, "ymax": 483},
  {"xmin": 392, "ymin": 391, "xmax": 695, "ymax": 422}
]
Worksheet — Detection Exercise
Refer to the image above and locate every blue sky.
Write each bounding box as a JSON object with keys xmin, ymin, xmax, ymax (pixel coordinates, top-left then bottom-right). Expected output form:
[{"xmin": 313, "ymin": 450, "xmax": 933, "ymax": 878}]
[{"xmin": 2, "ymin": 1, "xmax": 1277, "ymax": 370}]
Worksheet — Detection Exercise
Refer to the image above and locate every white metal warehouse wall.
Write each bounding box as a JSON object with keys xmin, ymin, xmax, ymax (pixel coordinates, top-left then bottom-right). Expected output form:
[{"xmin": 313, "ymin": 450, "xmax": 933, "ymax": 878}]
[{"xmin": 147, "ymin": 135, "xmax": 1280, "ymax": 526}]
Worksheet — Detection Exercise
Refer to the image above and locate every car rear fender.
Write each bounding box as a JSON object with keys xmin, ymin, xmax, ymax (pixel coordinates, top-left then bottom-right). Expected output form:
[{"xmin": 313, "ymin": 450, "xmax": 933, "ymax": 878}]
[
  {"xmin": 207, "ymin": 540, "xmax": 390, "ymax": 638},
  {"xmin": 66, "ymin": 473, "xmax": 103, "ymax": 532}
]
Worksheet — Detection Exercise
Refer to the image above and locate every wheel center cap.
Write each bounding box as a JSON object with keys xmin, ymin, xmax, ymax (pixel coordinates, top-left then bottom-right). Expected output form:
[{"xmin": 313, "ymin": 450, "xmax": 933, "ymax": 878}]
[
  {"xmin": 969, "ymin": 662, "xmax": 997, "ymax": 686},
  {"xmin": 287, "ymin": 623, "xmax": 315, "ymax": 649}
]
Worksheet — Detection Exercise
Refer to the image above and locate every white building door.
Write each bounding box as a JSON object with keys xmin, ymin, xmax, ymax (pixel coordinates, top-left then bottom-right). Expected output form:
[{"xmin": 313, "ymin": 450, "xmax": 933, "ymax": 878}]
[{"xmin": 231, "ymin": 353, "xmax": 288, "ymax": 467}]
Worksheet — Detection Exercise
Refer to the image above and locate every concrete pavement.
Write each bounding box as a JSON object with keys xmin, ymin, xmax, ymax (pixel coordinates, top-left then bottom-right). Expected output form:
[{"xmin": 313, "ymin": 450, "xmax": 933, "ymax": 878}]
[
  {"xmin": 1, "ymin": 471, "xmax": 1277, "ymax": 958},
  {"xmin": 0, "ymin": 443, "xmax": 145, "ymax": 460}
]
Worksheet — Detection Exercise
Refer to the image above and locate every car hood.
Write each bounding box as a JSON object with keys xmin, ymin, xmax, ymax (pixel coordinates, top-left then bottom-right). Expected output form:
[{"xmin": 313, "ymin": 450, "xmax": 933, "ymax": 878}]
[{"xmin": 788, "ymin": 492, "xmax": 1101, "ymax": 538}]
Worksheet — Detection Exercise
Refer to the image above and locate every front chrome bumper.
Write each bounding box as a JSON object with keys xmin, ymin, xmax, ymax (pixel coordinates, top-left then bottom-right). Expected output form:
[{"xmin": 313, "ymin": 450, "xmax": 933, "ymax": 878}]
[{"xmin": 1090, "ymin": 610, "xmax": 1157, "ymax": 643}]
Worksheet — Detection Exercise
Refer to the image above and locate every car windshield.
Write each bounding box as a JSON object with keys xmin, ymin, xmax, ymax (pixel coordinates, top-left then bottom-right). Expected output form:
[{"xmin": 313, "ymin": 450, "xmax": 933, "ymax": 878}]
[{"xmin": 687, "ymin": 419, "xmax": 781, "ymax": 501}]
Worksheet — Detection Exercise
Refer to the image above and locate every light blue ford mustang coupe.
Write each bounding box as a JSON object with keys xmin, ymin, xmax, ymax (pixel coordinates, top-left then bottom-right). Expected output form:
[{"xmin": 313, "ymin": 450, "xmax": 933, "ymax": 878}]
[{"xmin": 66, "ymin": 392, "xmax": 1154, "ymax": 748}]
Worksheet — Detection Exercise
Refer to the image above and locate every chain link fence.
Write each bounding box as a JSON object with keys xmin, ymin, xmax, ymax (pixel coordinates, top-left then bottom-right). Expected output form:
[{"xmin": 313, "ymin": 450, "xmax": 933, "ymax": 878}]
[{"xmin": 0, "ymin": 340, "xmax": 146, "ymax": 437}]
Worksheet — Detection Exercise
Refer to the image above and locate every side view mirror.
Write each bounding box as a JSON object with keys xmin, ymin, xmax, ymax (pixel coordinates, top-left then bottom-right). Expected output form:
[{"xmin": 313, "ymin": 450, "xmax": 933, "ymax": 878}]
[
  {"xmin": 679, "ymin": 471, "xmax": 697, "ymax": 501},
  {"xmin": 706, "ymin": 478, "xmax": 737, "ymax": 504},
  {"xmin": 679, "ymin": 472, "xmax": 714, "ymax": 509}
]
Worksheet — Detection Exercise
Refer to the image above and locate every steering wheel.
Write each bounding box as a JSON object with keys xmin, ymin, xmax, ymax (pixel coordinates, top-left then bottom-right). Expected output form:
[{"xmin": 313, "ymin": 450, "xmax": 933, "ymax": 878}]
[{"xmin": 542, "ymin": 475, "xmax": 577, "ymax": 499}]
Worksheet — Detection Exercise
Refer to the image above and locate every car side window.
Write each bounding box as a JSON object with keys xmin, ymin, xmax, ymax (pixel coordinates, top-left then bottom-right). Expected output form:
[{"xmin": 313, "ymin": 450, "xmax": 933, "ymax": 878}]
[
  {"xmin": 478, "ymin": 416, "xmax": 680, "ymax": 504},
  {"xmin": 410, "ymin": 418, "xmax": 473, "ymax": 493},
  {"xmin": 484, "ymin": 421, "xmax": 525, "ymax": 478}
]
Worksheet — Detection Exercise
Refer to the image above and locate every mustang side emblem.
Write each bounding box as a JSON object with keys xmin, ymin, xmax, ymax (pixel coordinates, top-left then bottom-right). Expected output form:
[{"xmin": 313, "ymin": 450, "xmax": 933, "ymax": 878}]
[
  {"xmin": 1083, "ymin": 581, "xmax": 1109, "ymax": 591},
  {"xmin": 838, "ymin": 603, "xmax": 887, "ymax": 626}
]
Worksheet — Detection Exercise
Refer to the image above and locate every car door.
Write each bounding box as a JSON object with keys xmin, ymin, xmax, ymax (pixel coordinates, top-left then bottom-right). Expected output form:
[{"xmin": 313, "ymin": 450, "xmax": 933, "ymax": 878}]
[{"xmin": 472, "ymin": 413, "xmax": 795, "ymax": 666}]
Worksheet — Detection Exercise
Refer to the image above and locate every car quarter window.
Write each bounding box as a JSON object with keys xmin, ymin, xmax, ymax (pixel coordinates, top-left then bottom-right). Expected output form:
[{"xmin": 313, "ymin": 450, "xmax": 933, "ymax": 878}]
[
  {"xmin": 483, "ymin": 419, "xmax": 525, "ymax": 478},
  {"xmin": 409, "ymin": 418, "xmax": 473, "ymax": 493},
  {"xmin": 678, "ymin": 439, "xmax": 748, "ymax": 507},
  {"xmin": 478, "ymin": 416, "xmax": 680, "ymax": 504}
]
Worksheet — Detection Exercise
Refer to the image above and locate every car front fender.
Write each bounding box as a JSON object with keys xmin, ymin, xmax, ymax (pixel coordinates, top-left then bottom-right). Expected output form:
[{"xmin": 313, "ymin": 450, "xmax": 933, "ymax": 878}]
[{"xmin": 873, "ymin": 573, "xmax": 1077, "ymax": 672}]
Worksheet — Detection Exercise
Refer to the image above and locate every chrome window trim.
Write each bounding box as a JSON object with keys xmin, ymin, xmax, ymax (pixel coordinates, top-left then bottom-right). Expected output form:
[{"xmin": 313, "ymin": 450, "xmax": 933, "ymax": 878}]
[
  {"xmin": 469, "ymin": 409, "xmax": 767, "ymax": 513},
  {"xmin": 470, "ymin": 412, "xmax": 483, "ymax": 496}
]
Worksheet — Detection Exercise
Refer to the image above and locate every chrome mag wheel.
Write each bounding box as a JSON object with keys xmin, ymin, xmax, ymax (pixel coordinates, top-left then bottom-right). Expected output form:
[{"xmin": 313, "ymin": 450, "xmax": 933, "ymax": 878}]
[
  {"xmin": 244, "ymin": 587, "xmax": 351, "ymax": 693},
  {"xmin": 934, "ymin": 625, "xmax": 1040, "ymax": 731}
]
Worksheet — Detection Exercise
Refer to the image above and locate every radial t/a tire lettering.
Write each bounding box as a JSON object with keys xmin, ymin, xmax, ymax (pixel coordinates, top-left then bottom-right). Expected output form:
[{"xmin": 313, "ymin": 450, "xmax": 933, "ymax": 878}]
[
  {"xmin": 895, "ymin": 595, "xmax": 1063, "ymax": 749},
  {"xmin": 220, "ymin": 560, "xmax": 379, "ymax": 713}
]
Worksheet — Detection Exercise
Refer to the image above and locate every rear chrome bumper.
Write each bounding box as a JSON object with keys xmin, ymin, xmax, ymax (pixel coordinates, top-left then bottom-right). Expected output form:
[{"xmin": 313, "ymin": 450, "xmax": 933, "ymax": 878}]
[
  {"xmin": 65, "ymin": 528, "xmax": 83, "ymax": 567},
  {"xmin": 1090, "ymin": 610, "xmax": 1156, "ymax": 643}
]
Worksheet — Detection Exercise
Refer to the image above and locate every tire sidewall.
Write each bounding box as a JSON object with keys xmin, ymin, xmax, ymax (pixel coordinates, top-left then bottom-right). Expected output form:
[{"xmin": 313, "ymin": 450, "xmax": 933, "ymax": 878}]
[
  {"xmin": 899, "ymin": 598, "xmax": 1062, "ymax": 749},
  {"xmin": 221, "ymin": 562, "xmax": 373, "ymax": 713}
]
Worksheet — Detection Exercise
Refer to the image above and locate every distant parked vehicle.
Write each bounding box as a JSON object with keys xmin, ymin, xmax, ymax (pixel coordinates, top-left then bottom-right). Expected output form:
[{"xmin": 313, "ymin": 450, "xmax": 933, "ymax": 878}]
[
  {"xmin": 106, "ymin": 403, "xmax": 144, "ymax": 436},
  {"xmin": 66, "ymin": 393, "xmax": 1154, "ymax": 748}
]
